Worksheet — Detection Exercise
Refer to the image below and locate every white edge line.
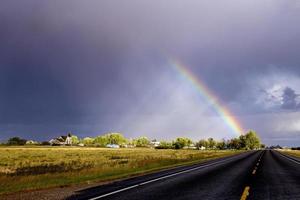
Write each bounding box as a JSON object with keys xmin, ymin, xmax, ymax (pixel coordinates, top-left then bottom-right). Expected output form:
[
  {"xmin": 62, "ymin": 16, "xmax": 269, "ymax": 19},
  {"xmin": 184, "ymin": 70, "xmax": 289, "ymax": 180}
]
[
  {"xmin": 89, "ymin": 152, "xmax": 253, "ymax": 200},
  {"xmin": 277, "ymin": 151, "xmax": 300, "ymax": 165},
  {"xmin": 90, "ymin": 185, "xmax": 139, "ymax": 199}
]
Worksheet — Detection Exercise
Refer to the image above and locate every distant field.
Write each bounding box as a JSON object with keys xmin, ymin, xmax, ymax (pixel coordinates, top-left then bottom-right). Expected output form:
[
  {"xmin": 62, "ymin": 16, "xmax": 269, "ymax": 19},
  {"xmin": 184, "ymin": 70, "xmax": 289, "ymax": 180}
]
[
  {"xmin": 0, "ymin": 147, "xmax": 243, "ymax": 194},
  {"xmin": 282, "ymin": 150, "xmax": 300, "ymax": 158}
]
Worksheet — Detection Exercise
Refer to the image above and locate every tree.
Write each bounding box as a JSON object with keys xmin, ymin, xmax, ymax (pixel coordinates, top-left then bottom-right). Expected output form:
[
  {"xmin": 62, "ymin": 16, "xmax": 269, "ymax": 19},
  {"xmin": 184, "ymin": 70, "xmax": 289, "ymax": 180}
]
[
  {"xmin": 71, "ymin": 135, "xmax": 80, "ymax": 145},
  {"xmin": 216, "ymin": 139, "xmax": 227, "ymax": 150},
  {"xmin": 92, "ymin": 133, "xmax": 127, "ymax": 147},
  {"xmin": 196, "ymin": 139, "xmax": 208, "ymax": 149},
  {"xmin": 7, "ymin": 137, "xmax": 27, "ymax": 145},
  {"xmin": 41, "ymin": 141, "xmax": 50, "ymax": 145},
  {"xmin": 106, "ymin": 133, "xmax": 127, "ymax": 145},
  {"xmin": 156, "ymin": 141, "xmax": 173, "ymax": 149},
  {"xmin": 94, "ymin": 135, "xmax": 109, "ymax": 147},
  {"xmin": 228, "ymin": 138, "xmax": 241, "ymax": 149},
  {"xmin": 207, "ymin": 138, "xmax": 216, "ymax": 149},
  {"xmin": 82, "ymin": 137, "xmax": 94, "ymax": 146},
  {"xmin": 134, "ymin": 137, "xmax": 150, "ymax": 147},
  {"xmin": 245, "ymin": 130, "xmax": 261, "ymax": 150},
  {"xmin": 239, "ymin": 130, "xmax": 261, "ymax": 150},
  {"xmin": 173, "ymin": 137, "xmax": 192, "ymax": 149},
  {"xmin": 239, "ymin": 135, "xmax": 247, "ymax": 149}
]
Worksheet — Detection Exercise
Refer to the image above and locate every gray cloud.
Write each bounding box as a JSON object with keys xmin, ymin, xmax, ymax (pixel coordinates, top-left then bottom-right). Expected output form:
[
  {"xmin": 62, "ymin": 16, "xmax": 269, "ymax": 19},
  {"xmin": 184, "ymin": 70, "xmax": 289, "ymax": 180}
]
[
  {"xmin": 281, "ymin": 87, "xmax": 300, "ymax": 110},
  {"xmin": 1, "ymin": 0, "xmax": 300, "ymax": 145}
]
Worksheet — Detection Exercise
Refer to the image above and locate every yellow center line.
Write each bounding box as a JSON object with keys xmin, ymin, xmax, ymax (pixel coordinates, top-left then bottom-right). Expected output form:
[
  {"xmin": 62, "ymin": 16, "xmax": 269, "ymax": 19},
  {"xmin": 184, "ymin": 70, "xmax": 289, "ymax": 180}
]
[
  {"xmin": 241, "ymin": 152, "xmax": 264, "ymax": 200},
  {"xmin": 240, "ymin": 186, "xmax": 250, "ymax": 200}
]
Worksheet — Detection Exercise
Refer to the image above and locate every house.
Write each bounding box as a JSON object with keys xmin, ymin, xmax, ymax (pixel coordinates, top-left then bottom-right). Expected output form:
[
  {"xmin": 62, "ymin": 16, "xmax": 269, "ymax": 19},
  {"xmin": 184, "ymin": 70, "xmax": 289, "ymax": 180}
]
[
  {"xmin": 25, "ymin": 140, "xmax": 39, "ymax": 145},
  {"xmin": 106, "ymin": 144, "xmax": 120, "ymax": 148},
  {"xmin": 49, "ymin": 137, "xmax": 65, "ymax": 146},
  {"xmin": 150, "ymin": 140, "xmax": 160, "ymax": 147},
  {"xmin": 183, "ymin": 144, "xmax": 197, "ymax": 150},
  {"xmin": 65, "ymin": 134, "xmax": 72, "ymax": 145},
  {"xmin": 199, "ymin": 146, "xmax": 206, "ymax": 150},
  {"xmin": 49, "ymin": 133, "xmax": 73, "ymax": 146}
]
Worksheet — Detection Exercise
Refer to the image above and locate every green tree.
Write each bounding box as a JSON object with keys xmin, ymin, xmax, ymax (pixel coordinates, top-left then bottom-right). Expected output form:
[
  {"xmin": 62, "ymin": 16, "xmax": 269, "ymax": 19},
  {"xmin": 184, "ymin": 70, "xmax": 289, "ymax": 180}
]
[
  {"xmin": 106, "ymin": 133, "xmax": 127, "ymax": 145},
  {"xmin": 82, "ymin": 137, "xmax": 94, "ymax": 146},
  {"xmin": 196, "ymin": 139, "xmax": 208, "ymax": 149},
  {"xmin": 7, "ymin": 137, "xmax": 27, "ymax": 145},
  {"xmin": 94, "ymin": 135, "xmax": 109, "ymax": 147},
  {"xmin": 207, "ymin": 138, "xmax": 216, "ymax": 149},
  {"xmin": 239, "ymin": 130, "xmax": 261, "ymax": 150},
  {"xmin": 71, "ymin": 135, "xmax": 80, "ymax": 145},
  {"xmin": 134, "ymin": 137, "xmax": 150, "ymax": 147},
  {"xmin": 239, "ymin": 135, "xmax": 247, "ymax": 149},
  {"xmin": 156, "ymin": 141, "xmax": 173, "ymax": 149},
  {"xmin": 245, "ymin": 130, "xmax": 261, "ymax": 150},
  {"xmin": 216, "ymin": 139, "xmax": 227, "ymax": 150},
  {"xmin": 228, "ymin": 138, "xmax": 241, "ymax": 149},
  {"xmin": 173, "ymin": 137, "xmax": 192, "ymax": 149}
]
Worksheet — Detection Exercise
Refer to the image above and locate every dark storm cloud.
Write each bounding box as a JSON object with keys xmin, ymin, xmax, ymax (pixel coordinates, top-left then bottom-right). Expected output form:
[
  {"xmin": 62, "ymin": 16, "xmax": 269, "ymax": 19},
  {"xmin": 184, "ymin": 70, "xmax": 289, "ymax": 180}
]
[
  {"xmin": 281, "ymin": 87, "xmax": 300, "ymax": 110},
  {"xmin": 1, "ymin": 0, "xmax": 300, "ymax": 145}
]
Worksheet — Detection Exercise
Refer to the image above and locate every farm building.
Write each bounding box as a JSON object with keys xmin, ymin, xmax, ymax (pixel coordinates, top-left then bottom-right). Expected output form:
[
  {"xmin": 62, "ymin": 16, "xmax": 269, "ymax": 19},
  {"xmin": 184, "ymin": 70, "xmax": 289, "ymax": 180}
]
[
  {"xmin": 106, "ymin": 144, "xmax": 120, "ymax": 148},
  {"xmin": 49, "ymin": 134, "xmax": 72, "ymax": 146}
]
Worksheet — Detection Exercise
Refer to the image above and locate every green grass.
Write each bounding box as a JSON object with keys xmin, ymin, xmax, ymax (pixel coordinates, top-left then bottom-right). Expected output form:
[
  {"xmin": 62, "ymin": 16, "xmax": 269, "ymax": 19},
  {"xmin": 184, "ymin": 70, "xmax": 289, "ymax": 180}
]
[{"xmin": 0, "ymin": 147, "xmax": 243, "ymax": 194}]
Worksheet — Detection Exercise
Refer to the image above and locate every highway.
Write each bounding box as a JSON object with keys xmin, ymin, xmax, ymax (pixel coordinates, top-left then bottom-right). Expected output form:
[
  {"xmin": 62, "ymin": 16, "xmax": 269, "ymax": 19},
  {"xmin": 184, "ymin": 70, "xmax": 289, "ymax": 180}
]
[{"xmin": 68, "ymin": 150, "xmax": 300, "ymax": 200}]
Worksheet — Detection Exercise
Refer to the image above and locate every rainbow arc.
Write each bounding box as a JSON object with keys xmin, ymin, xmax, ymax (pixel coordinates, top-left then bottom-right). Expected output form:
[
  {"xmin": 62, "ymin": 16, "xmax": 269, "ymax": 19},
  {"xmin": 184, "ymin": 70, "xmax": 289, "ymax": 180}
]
[{"xmin": 170, "ymin": 59, "xmax": 244, "ymax": 135}]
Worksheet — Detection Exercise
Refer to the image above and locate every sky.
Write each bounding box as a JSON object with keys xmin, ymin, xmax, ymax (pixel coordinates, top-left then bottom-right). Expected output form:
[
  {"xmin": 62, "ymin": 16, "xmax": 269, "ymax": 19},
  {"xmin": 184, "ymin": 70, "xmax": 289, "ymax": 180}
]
[{"xmin": 1, "ymin": 0, "xmax": 300, "ymax": 146}]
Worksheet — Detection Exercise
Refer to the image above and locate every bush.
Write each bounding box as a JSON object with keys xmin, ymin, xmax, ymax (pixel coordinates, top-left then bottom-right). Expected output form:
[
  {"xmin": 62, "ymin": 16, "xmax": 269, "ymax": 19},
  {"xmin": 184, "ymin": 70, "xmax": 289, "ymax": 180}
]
[
  {"xmin": 94, "ymin": 135, "xmax": 109, "ymax": 147},
  {"xmin": 156, "ymin": 141, "xmax": 173, "ymax": 149},
  {"xmin": 71, "ymin": 136, "xmax": 80, "ymax": 145},
  {"xmin": 82, "ymin": 137, "xmax": 95, "ymax": 146},
  {"xmin": 173, "ymin": 137, "xmax": 192, "ymax": 149},
  {"xmin": 134, "ymin": 137, "xmax": 150, "ymax": 147},
  {"xmin": 291, "ymin": 147, "xmax": 300, "ymax": 150},
  {"xmin": 41, "ymin": 141, "xmax": 51, "ymax": 145},
  {"xmin": 7, "ymin": 137, "xmax": 27, "ymax": 145}
]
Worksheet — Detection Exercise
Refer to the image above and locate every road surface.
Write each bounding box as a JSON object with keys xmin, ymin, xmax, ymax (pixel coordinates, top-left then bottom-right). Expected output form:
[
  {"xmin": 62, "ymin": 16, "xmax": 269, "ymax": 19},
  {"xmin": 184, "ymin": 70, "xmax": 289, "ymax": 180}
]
[{"xmin": 68, "ymin": 150, "xmax": 300, "ymax": 200}]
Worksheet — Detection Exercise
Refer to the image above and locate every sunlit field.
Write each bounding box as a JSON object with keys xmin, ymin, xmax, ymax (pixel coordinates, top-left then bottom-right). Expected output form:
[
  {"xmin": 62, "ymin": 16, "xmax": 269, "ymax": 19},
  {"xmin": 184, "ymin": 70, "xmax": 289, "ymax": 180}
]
[
  {"xmin": 282, "ymin": 150, "xmax": 300, "ymax": 158},
  {"xmin": 0, "ymin": 147, "xmax": 242, "ymax": 194}
]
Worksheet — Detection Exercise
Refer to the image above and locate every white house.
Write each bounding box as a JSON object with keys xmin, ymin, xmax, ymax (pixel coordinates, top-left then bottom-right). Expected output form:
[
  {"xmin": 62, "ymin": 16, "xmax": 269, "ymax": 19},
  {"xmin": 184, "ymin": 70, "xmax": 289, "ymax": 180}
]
[
  {"xmin": 49, "ymin": 134, "xmax": 73, "ymax": 146},
  {"xmin": 65, "ymin": 135, "xmax": 72, "ymax": 145},
  {"xmin": 150, "ymin": 141, "xmax": 160, "ymax": 147},
  {"xmin": 199, "ymin": 146, "xmax": 206, "ymax": 150},
  {"xmin": 25, "ymin": 140, "xmax": 39, "ymax": 145},
  {"xmin": 106, "ymin": 144, "xmax": 120, "ymax": 148}
]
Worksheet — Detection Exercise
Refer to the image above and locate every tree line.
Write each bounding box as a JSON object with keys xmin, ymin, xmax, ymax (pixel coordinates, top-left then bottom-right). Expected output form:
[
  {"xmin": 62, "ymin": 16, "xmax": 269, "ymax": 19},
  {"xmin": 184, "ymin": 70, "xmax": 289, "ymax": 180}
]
[
  {"xmin": 2, "ymin": 130, "xmax": 263, "ymax": 150},
  {"xmin": 158, "ymin": 131, "xmax": 263, "ymax": 150}
]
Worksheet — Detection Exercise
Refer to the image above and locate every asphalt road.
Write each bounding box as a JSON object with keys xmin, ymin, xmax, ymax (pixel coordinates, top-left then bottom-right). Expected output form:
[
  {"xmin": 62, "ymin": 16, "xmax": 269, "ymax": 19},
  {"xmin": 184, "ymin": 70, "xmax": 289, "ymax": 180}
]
[{"xmin": 68, "ymin": 150, "xmax": 300, "ymax": 200}]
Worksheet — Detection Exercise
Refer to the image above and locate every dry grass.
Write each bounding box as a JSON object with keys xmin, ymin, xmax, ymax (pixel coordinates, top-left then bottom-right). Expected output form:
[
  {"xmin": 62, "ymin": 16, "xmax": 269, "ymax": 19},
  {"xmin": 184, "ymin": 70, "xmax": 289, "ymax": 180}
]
[
  {"xmin": 0, "ymin": 147, "xmax": 243, "ymax": 194},
  {"xmin": 282, "ymin": 150, "xmax": 300, "ymax": 158}
]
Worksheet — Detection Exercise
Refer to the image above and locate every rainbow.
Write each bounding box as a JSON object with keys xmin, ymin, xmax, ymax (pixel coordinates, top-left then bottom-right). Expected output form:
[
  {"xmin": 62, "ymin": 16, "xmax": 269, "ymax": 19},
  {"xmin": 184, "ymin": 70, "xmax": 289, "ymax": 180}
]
[{"xmin": 170, "ymin": 59, "xmax": 244, "ymax": 135}]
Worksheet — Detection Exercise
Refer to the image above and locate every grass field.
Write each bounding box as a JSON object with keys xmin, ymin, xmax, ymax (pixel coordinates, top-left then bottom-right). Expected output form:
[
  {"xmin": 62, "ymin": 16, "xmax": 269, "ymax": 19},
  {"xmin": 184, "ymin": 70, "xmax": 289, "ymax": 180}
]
[
  {"xmin": 0, "ymin": 147, "xmax": 243, "ymax": 194},
  {"xmin": 282, "ymin": 150, "xmax": 300, "ymax": 158}
]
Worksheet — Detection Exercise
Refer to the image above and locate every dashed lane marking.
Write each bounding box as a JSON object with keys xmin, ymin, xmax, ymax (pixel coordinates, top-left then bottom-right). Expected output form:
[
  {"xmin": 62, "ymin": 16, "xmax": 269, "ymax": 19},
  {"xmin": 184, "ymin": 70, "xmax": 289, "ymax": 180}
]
[
  {"xmin": 241, "ymin": 151, "xmax": 263, "ymax": 200},
  {"xmin": 240, "ymin": 186, "xmax": 250, "ymax": 200}
]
